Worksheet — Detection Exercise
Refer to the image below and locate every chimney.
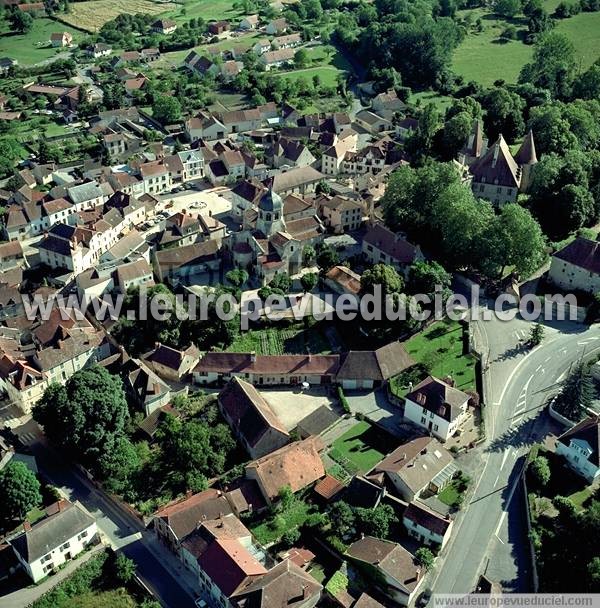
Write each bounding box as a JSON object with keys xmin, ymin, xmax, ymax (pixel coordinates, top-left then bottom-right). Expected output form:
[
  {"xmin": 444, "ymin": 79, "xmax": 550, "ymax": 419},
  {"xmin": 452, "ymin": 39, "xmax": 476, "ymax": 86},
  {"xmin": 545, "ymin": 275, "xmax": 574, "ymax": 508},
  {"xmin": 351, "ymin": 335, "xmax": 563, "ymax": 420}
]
[{"xmin": 250, "ymin": 351, "xmax": 257, "ymax": 363}]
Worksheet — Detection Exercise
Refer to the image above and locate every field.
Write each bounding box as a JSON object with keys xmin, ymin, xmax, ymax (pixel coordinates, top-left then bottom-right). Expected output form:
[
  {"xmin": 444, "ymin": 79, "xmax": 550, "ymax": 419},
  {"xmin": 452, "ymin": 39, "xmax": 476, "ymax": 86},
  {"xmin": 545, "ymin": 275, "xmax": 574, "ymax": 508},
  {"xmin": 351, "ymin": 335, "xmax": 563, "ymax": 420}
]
[
  {"xmin": 58, "ymin": 0, "xmax": 177, "ymax": 32},
  {"xmin": 0, "ymin": 17, "xmax": 82, "ymax": 65},
  {"xmin": 225, "ymin": 323, "xmax": 334, "ymax": 354},
  {"xmin": 66, "ymin": 589, "xmax": 138, "ymax": 608},
  {"xmin": 160, "ymin": 0, "xmax": 245, "ymax": 24},
  {"xmin": 452, "ymin": 4, "xmax": 600, "ymax": 86},
  {"xmin": 328, "ymin": 420, "xmax": 396, "ymax": 474},
  {"xmin": 274, "ymin": 46, "xmax": 352, "ymax": 88}
]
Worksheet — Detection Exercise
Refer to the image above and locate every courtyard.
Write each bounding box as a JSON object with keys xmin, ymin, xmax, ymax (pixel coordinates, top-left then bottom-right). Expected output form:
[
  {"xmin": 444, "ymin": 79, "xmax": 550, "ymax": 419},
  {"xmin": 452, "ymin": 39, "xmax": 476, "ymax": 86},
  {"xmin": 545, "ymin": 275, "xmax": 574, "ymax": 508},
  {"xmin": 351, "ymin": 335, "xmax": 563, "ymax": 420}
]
[{"xmin": 262, "ymin": 387, "xmax": 339, "ymax": 431}]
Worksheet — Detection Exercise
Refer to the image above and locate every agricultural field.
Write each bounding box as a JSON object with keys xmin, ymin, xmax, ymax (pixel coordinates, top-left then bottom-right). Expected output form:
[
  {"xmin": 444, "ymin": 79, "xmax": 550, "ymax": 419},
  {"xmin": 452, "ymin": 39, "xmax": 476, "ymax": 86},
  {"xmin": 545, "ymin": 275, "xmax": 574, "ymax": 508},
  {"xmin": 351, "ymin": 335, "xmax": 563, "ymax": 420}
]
[
  {"xmin": 0, "ymin": 17, "xmax": 81, "ymax": 65},
  {"xmin": 274, "ymin": 47, "xmax": 353, "ymax": 87},
  {"xmin": 159, "ymin": 0, "xmax": 246, "ymax": 24},
  {"xmin": 58, "ymin": 0, "xmax": 177, "ymax": 32},
  {"xmin": 453, "ymin": 4, "xmax": 600, "ymax": 86}
]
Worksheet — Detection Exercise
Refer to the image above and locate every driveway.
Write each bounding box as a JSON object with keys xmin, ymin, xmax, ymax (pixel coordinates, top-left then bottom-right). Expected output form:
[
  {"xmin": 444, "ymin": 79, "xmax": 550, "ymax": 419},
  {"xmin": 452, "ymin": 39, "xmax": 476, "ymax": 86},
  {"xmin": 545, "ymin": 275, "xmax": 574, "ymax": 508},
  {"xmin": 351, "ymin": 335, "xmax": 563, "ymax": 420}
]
[
  {"xmin": 344, "ymin": 388, "xmax": 416, "ymax": 440},
  {"xmin": 261, "ymin": 387, "xmax": 337, "ymax": 431}
]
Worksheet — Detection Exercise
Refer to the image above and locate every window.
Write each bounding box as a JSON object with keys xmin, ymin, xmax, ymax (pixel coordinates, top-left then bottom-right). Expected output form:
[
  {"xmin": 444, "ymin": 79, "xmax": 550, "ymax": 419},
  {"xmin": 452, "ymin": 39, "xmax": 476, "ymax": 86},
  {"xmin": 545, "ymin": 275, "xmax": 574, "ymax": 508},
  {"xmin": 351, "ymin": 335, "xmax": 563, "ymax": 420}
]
[
  {"xmin": 421, "ymin": 416, "xmax": 426, "ymax": 424},
  {"xmin": 43, "ymin": 564, "xmax": 54, "ymax": 574},
  {"xmin": 496, "ymin": 187, "xmax": 502, "ymax": 194},
  {"xmin": 77, "ymin": 530, "xmax": 88, "ymax": 541},
  {"xmin": 41, "ymin": 554, "xmax": 52, "ymax": 564},
  {"xmin": 60, "ymin": 542, "xmax": 70, "ymax": 552},
  {"xmin": 434, "ymin": 424, "xmax": 439, "ymax": 431}
]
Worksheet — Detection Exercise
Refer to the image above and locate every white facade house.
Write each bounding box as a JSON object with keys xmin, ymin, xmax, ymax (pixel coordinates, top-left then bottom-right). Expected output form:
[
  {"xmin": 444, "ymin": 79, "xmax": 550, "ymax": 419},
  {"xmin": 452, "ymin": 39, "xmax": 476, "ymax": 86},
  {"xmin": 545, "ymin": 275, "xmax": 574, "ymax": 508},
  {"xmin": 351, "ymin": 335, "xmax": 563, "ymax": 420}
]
[
  {"xmin": 556, "ymin": 416, "xmax": 600, "ymax": 483},
  {"xmin": 403, "ymin": 501, "xmax": 453, "ymax": 549},
  {"xmin": 548, "ymin": 237, "xmax": 600, "ymax": 295},
  {"xmin": 9, "ymin": 501, "xmax": 97, "ymax": 583},
  {"xmin": 403, "ymin": 376, "xmax": 470, "ymax": 442}
]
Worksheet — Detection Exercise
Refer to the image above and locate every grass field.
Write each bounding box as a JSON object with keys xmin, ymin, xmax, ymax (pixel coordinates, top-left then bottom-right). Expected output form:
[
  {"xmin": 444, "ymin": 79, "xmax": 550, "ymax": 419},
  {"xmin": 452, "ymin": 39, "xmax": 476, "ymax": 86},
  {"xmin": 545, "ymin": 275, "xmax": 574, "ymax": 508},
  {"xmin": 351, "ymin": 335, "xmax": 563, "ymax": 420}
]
[
  {"xmin": 67, "ymin": 589, "xmax": 138, "ymax": 608},
  {"xmin": 453, "ymin": 4, "xmax": 600, "ymax": 86},
  {"xmin": 0, "ymin": 17, "xmax": 81, "ymax": 65},
  {"xmin": 274, "ymin": 46, "xmax": 352, "ymax": 87},
  {"xmin": 392, "ymin": 319, "xmax": 476, "ymax": 395},
  {"xmin": 251, "ymin": 499, "xmax": 312, "ymax": 544},
  {"xmin": 160, "ymin": 0, "xmax": 245, "ymax": 24},
  {"xmin": 329, "ymin": 420, "xmax": 396, "ymax": 474},
  {"xmin": 58, "ymin": 0, "xmax": 176, "ymax": 32}
]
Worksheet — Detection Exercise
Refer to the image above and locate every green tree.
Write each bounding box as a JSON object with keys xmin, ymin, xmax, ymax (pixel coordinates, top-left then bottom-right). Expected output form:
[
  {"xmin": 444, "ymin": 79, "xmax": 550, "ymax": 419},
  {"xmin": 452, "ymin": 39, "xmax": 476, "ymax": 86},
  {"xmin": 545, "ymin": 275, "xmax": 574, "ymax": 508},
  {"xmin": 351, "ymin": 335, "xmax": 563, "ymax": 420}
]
[
  {"xmin": 328, "ymin": 501, "xmax": 355, "ymax": 536},
  {"xmin": 303, "ymin": 245, "xmax": 316, "ymax": 265},
  {"xmin": 494, "ymin": 0, "xmax": 521, "ymax": 16},
  {"xmin": 10, "ymin": 11, "xmax": 33, "ymax": 33},
  {"xmin": 529, "ymin": 323, "xmax": 545, "ymax": 346},
  {"xmin": 270, "ymin": 272, "xmax": 291, "ymax": 292},
  {"xmin": 113, "ymin": 553, "xmax": 136, "ymax": 584},
  {"xmin": 300, "ymin": 272, "xmax": 319, "ymax": 293},
  {"xmin": 355, "ymin": 504, "xmax": 396, "ymax": 539},
  {"xmin": 415, "ymin": 547, "xmax": 435, "ymax": 570},
  {"xmin": 294, "ymin": 48, "xmax": 310, "ymax": 68},
  {"xmin": 0, "ymin": 461, "xmax": 42, "ymax": 522},
  {"xmin": 98, "ymin": 436, "xmax": 140, "ymax": 494},
  {"xmin": 281, "ymin": 528, "xmax": 301, "ymax": 547},
  {"xmin": 33, "ymin": 367, "xmax": 129, "ymax": 473},
  {"xmin": 478, "ymin": 86, "xmax": 525, "ymax": 142},
  {"xmin": 361, "ymin": 263, "xmax": 404, "ymax": 295},
  {"xmin": 316, "ymin": 244, "xmax": 340, "ymax": 271},
  {"xmin": 553, "ymin": 364, "xmax": 594, "ymax": 422},
  {"xmin": 226, "ymin": 268, "xmax": 249, "ymax": 287},
  {"xmin": 530, "ymin": 455, "xmax": 551, "ymax": 486},
  {"xmin": 407, "ymin": 260, "xmax": 451, "ymax": 298},
  {"xmin": 519, "ymin": 32, "xmax": 578, "ymax": 98},
  {"xmin": 152, "ymin": 95, "xmax": 182, "ymax": 124}
]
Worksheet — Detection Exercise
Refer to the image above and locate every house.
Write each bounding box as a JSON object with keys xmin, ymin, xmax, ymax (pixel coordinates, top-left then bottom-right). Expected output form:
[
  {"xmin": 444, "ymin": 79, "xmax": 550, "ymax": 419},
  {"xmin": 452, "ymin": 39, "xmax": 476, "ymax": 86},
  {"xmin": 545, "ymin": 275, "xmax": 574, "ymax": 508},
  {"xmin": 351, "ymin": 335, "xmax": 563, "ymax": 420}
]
[
  {"xmin": 372, "ymin": 90, "xmax": 407, "ymax": 115},
  {"xmin": 368, "ymin": 436, "xmax": 456, "ymax": 502},
  {"xmin": 9, "ymin": 500, "xmax": 97, "ymax": 583},
  {"xmin": 245, "ymin": 436, "xmax": 325, "ymax": 505},
  {"xmin": 220, "ymin": 108, "xmax": 262, "ymax": 135},
  {"xmin": 208, "ymin": 20, "xmax": 230, "ymax": 35},
  {"xmin": 16, "ymin": 2, "xmax": 45, "ymax": 14},
  {"xmin": 321, "ymin": 136, "xmax": 357, "ymax": 176},
  {"xmin": 145, "ymin": 343, "xmax": 200, "ymax": 382},
  {"xmin": 0, "ymin": 240, "xmax": 25, "ymax": 271},
  {"xmin": 253, "ymin": 39, "xmax": 272, "ymax": 55},
  {"xmin": 154, "ymin": 240, "xmax": 221, "ymax": 285},
  {"xmin": 272, "ymin": 33, "xmax": 302, "ymax": 50},
  {"xmin": 271, "ymin": 138, "xmax": 315, "ymax": 169},
  {"xmin": 141, "ymin": 48, "xmax": 160, "ymax": 63},
  {"xmin": 239, "ymin": 14, "xmax": 259, "ymax": 30},
  {"xmin": 266, "ymin": 18, "xmax": 288, "ymax": 35},
  {"xmin": 317, "ymin": 195, "xmax": 363, "ymax": 234},
  {"xmin": 556, "ymin": 415, "xmax": 600, "ymax": 483},
  {"xmin": 139, "ymin": 161, "xmax": 172, "ymax": 195},
  {"xmin": 362, "ymin": 223, "xmax": 423, "ymax": 275},
  {"xmin": 89, "ymin": 43, "xmax": 112, "ymax": 58},
  {"xmin": 0, "ymin": 57, "xmax": 18, "ymax": 75},
  {"xmin": 336, "ymin": 342, "xmax": 415, "ymax": 390},
  {"xmin": 403, "ymin": 500, "xmax": 453, "ymax": 548},
  {"xmin": 184, "ymin": 52, "xmax": 220, "ymax": 77},
  {"xmin": 122, "ymin": 357, "xmax": 171, "ymax": 416},
  {"xmin": 403, "ymin": 376, "xmax": 471, "ymax": 442},
  {"xmin": 324, "ymin": 265, "xmax": 361, "ymax": 296},
  {"xmin": 270, "ymin": 166, "xmax": 324, "ymax": 195},
  {"xmin": 220, "ymin": 60, "xmax": 243, "ymax": 82},
  {"xmin": 469, "ymin": 132, "xmax": 537, "ymax": 205},
  {"xmin": 114, "ymin": 258, "xmax": 154, "ymax": 293},
  {"xmin": 232, "ymin": 559, "xmax": 322, "ymax": 608},
  {"xmin": 154, "ymin": 488, "xmax": 234, "ymax": 556},
  {"xmin": 50, "ymin": 32, "xmax": 73, "ymax": 48},
  {"xmin": 260, "ymin": 48, "xmax": 295, "ymax": 70},
  {"xmin": 345, "ymin": 536, "xmax": 423, "ymax": 606},
  {"xmin": 355, "ymin": 109, "xmax": 392, "ymax": 135},
  {"xmin": 152, "ymin": 18, "xmax": 177, "ymax": 34},
  {"xmin": 193, "ymin": 352, "xmax": 340, "ymax": 386},
  {"xmin": 547, "ymin": 237, "xmax": 600, "ymax": 295},
  {"xmin": 185, "ymin": 112, "xmax": 226, "ymax": 141},
  {"xmin": 218, "ymin": 377, "xmax": 290, "ymax": 459}
]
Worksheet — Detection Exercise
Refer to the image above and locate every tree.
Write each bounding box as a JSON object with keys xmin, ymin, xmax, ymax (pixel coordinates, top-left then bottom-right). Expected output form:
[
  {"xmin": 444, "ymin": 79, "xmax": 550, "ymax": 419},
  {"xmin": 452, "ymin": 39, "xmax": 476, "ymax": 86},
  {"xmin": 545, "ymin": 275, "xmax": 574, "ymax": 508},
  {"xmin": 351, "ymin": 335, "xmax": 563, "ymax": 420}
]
[
  {"xmin": 152, "ymin": 95, "xmax": 182, "ymax": 124},
  {"xmin": 552, "ymin": 364, "xmax": 594, "ymax": 422},
  {"xmin": 573, "ymin": 64, "xmax": 600, "ymax": 101},
  {"xmin": 10, "ymin": 11, "xmax": 33, "ymax": 33},
  {"xmin": 415, "ymin": 547, "xmax": 435, "ymax": 570},
  {"xmin": 113, "ymin": 553, "xmax": 136, "ymax": 584},
  {"xmin": 361, "ymin": 264, "xmax": 404, "ymax": 296},
  {"xmin": 0, "ymin": 462, "xmax": 42, "ymax": 523},
  {"xmin": 97, "ymin": 436, "xmax": 140, "ymax": 495},
  {"xmin": 328, "ymin": 501, "xmax": 355, "ymax": 537},
  {"xmin": 355, "ymin": 504, "xmax": 396, "ymax": 539},
  {"xmin": 529, "ymin": 323, "xmax": 545, "ymax": 345},
  {"xmin": 407, "ymin": 260, "xmax": 451, "ymax": 298},
  {"xmin": 281, "ymin": 528, "xmax": 301, "ymax": 547},
  {"xmin": 494, "ymin": 0, "xmax": 521, "ymax": 17},
  {"xmin": 300, "ymin": 272, "xmax": 319, "ymax": 293},
  {"xmin": 519, "ymin": 32, "xmax": 578, "ymax": 99},
  {"xmin": 226, "ymin": 268, "xmax": 248, "ymax": 287},
  {"xmin": 478, "ymin": 86, "xmax": 525, "ymax": 142},
  {"xmin": 270, "ymin": 272, "xmax": 291, "ymax": 292},
  {"xmin": 294, "ymin": 48, "xmax": 309, "ymax": 68},
  {"xmin": 530, "ymin": 455, "xmax": 551, "ymax": 486},
  {"xmin": 33, "ymin": 367, "xmax": 130, "ymax": 473},
  {"xmin": 587, "ymin": 557, "xmax": 600, "ymax": 588},
  {"xmin": 316, "ymin": 244, "xmax": 340, "ymax": 271},
  {"xmin": 303, "ymin": 245, "xmax": 316, "ymax": 265}
]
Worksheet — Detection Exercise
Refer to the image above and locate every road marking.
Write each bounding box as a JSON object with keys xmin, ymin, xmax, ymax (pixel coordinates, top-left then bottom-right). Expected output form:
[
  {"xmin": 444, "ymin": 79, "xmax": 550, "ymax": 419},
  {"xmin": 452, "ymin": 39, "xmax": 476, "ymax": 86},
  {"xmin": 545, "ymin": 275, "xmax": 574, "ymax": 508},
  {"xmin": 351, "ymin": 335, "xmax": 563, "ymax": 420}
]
[
  {"xmin": 500, "ymin": 449, "xmax": 512, "ymax": 470},
  {"xmin": 535, "ymin": 365, "xmax": 542, "ymax": 372},
  {"xmin": 495, "ymin": 534, "xmax": 505, "ymax": 545},
  {"xmin": 494, "ymin": 511, "xmax": 507, "ymax": 536}
]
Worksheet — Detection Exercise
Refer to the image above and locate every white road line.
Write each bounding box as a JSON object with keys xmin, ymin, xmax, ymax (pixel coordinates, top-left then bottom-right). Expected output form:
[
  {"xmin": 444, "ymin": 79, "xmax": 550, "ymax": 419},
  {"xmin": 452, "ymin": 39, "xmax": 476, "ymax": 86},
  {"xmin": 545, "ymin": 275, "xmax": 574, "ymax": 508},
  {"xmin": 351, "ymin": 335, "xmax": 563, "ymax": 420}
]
[
  {"xmin": 557, "ymin": 370, "xmax": 568, "ymax": 382},
  {"xmin": 494, "ymin": 511, "xmax": 507, "ymax": 536},
  {"xmin": 495, "ymin": 534, "xmax": 505, "ymax": 545},
  {"xmin": 513, "ymin": 415, "xmax": 523, "ymax": 426},
  {"xmin": 535, "ymin": 365, "xmax": 542, "ymax": 372},
  {"xmin": 500, "ymin": 449, "xmax": 512, "ymax": 470}
]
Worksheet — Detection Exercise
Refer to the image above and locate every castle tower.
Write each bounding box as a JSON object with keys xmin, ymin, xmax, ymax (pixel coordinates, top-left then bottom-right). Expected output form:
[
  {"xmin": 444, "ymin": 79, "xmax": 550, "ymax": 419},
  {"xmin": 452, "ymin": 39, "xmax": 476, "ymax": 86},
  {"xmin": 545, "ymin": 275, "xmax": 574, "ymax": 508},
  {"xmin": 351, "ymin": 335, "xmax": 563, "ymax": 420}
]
[{"xmin": 515, "ymin": 129, "xmax": 538, "ymax": 193}]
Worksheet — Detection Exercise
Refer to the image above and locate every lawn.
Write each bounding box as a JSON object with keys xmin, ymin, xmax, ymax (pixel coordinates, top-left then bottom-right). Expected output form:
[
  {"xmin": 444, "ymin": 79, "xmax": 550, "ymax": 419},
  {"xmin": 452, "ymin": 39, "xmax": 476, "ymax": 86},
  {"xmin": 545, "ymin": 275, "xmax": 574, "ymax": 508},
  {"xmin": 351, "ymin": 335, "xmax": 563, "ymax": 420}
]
[
  {"xmin": 250, "ymin": 499, "xmax": 312, "ymax": 545},
  {"xmin": 0, "ymin": 17, "xmax": 82, "ymax": 65},
  {"xmin": 409, "ymin": 90, "xmax": 454, "ymax": 112},
  {"xmin": 274, "ymin": 47, "xmax": 352, "ymax": 88},
  {"xmin": 159, "ymin": 0, "xmax": 245, "ymax": 24},
  {"xmin": 438, "ymin": 481, "xmax": 461, "ymax": 507},
  {"xmin": 329, "ymin": 420, "xmax": 396, "ymax": 475},
  {"xmin": 452, "ymin": 4, "xmax": 600, "ymax": 86},
  {"xmin": 58, "ymin": 0, "xmax": 176, "ymax": 32},
  {"xmin": 400, "ymin": 319, "xmax": 476, "ymax": 392},
  {"xmin": 226, "ymin": 323, "xmax": 334, "ymax": 354},
  {"xmin": 68, "ymin": 589, "xmax": 138, "ymax": 608}
]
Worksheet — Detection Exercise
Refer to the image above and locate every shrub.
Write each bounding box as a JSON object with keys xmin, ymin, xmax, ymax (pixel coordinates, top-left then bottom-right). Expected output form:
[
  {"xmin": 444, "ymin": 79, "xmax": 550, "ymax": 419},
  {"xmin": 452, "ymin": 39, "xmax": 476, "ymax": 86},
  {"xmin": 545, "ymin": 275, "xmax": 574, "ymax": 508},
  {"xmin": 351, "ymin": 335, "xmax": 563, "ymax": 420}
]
[
  {"xmin": 337, "ymin": 386, "xmax": 350, "ymax": 414},
  {"xmin": 281, "ymin": 528, "xmax": 301, "ymax": 547},
  {"xmin": 530, "ymin": 456, "xmax": 551, "ymax": 486}
]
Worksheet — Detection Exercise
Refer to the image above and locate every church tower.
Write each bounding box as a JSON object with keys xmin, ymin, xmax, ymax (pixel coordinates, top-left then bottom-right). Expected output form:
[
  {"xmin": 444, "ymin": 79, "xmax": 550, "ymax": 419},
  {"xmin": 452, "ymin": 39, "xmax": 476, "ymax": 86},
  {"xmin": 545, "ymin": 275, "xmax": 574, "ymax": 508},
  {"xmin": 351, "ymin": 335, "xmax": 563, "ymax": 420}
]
[
  {"xmin": 515, "ymin": 129, "xmax": 538, "ymax": 193},
  {"xmin": 256, "ymin": 187, "xmax": 286, "ymax": 237}
]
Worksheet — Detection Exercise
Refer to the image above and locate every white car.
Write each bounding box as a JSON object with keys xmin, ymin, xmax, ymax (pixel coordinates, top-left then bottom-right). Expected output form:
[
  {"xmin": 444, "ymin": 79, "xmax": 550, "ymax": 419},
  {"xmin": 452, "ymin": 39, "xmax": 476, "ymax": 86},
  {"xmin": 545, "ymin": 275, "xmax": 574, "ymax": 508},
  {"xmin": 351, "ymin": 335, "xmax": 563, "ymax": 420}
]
[{"xmin": 195, "ymin": 599, "xmax": 207, "ymax": 608}]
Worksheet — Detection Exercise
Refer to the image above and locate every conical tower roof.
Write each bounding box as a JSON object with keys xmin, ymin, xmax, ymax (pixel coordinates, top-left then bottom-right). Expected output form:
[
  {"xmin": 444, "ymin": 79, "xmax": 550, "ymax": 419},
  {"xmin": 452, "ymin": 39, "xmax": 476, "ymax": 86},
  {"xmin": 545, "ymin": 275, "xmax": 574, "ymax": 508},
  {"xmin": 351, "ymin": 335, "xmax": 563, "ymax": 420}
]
[{"xmin": 515, "ymin": 129, "xmax": 537, "ymax": 165}]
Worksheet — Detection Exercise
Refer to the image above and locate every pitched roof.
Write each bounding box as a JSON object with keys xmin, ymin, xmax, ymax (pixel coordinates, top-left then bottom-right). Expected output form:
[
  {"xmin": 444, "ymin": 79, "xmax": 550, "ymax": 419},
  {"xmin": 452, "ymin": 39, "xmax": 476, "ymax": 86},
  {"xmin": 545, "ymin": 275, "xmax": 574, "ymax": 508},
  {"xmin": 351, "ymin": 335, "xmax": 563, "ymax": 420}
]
[
  {"xmin": 371, "ymin": 437, "xmax": 453, "ymax": 495},
  {"xmin": 470, "ymin": 134, "xmax": 520, "ymax": 188},
  {"xmin": 10, "ymin": 501, "xmax": 95, "ymax": 563},
  {"xmin": 405, "ymin": 376, "xmax": 469, "ymax": 422},
  {"xmin": 354, "ymin": 592, "xmax": 387, "ymax": 608},
  {"xmin": 515, "ymin": 129, "xmax": 537, "ymax": 165},
  {"xmin": 553, "ymin": 237, "xmax": 600, "ymax": 274},
  {"xmin": 403, "ymin": 500, "xmax": 452, "ymax": 537},
  {"xmin": 245, "ymin": 436, "xmax": 325, "ymax": 500},
  {"xmin": 363, "ymin": 223, "xmax": 419, "ymax": 265},
  {"xmin": 219, "ymin": 377, "xmax": 289, "ymax": 449},
  {"xmin": 557, "ymin": 415, "xmax": 600, "ymax": 466},
  {"xmin": 346, "ymin": 536, "xmax": 421, "ymax": 593},
  {"xmin": 337, "ymin": 342, "xmax": 415, "ymax": 382},
  {"xmin": 270, "ymin": 166, "xmax": 324, "ymax": 191},
  {"xmin": 313, "ymin": 474, "xmax": 345, "ymax": 500},
  {"xmin": 198, "ymin": 538, "xmax": 266, "ymax": 597},
  {"xmin": 155, "ymin": 489, "xmax": 233, "ymax": 541},
  {"xmin": 231, "ymin": 558, "xmax": 322, "ymax": 606},
  {"xmin": 325, "ymin": 265, "xmax": 361, "ymax": 295}
]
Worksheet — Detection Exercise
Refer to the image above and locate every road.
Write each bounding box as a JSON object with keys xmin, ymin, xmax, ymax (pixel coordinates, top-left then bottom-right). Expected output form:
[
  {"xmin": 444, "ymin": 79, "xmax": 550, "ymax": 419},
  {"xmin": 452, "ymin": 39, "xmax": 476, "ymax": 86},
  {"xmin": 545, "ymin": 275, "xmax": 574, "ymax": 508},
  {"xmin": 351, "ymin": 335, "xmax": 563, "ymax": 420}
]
[
  {"xmin": 430, "ymin": 307, "xmax": 600, "ymax": 595},
  {"xmin": 5, "ymin": 424, "xmax": 198, "ymax": 608}
]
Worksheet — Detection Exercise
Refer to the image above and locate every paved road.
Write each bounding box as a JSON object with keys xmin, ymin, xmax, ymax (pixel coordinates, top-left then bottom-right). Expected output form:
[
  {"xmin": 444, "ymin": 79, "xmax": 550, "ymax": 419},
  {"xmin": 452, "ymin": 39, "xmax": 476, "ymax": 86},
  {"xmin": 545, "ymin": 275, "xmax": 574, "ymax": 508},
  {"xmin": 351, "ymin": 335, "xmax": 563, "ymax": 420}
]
[
  {"xmin": 430, "ymin": 308, "xmax": 599, "ymax": 595},
  {"xmin": 9, "ymin": 426, "xmax": 198, "ymax": 608}
]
